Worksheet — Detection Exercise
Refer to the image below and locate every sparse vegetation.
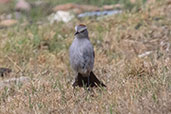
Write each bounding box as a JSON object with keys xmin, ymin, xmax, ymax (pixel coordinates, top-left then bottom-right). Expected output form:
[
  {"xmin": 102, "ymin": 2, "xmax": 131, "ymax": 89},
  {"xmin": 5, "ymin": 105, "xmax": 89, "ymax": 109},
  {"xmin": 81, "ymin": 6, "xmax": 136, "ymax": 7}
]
[{"xmin": 0, "ymin": 0, "xmax": 171, "ymax": 114}]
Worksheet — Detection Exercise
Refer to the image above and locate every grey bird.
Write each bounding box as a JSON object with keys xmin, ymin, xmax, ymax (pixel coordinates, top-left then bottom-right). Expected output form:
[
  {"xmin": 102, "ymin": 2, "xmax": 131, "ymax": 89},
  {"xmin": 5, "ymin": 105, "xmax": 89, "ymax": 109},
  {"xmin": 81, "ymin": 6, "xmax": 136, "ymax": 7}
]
[{"xmin": 69, "ymin": 24, "xmax": 106, "ymax": 87}]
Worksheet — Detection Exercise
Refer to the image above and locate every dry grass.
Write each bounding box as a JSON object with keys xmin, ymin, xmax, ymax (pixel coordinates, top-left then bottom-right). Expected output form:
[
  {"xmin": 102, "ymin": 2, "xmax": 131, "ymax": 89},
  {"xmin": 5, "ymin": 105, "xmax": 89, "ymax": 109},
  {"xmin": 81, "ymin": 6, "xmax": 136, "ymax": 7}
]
[{"xmin": 0, "ymin": 0, "xmax": 171, "ymax": 114}]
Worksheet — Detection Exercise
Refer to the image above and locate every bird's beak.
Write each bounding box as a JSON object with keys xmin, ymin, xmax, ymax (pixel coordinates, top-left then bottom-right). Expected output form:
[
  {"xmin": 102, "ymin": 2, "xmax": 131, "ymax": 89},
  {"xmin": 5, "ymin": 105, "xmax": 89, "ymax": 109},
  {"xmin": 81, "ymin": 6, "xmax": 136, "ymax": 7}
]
[{"xmin": 74, "ymin": 31, "xmax": 79, "ymax": 35}]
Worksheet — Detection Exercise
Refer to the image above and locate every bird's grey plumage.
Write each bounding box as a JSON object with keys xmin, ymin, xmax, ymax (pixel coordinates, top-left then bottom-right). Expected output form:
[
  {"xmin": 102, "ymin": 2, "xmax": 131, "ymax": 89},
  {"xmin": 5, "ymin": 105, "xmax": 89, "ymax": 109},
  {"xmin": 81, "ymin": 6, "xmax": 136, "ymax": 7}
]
[
  {"xmin": 69, "ymin": 25, "xmax": 94, "ymax": 77},
  {"xmin": 69, "ymin": 24, "xmax": 106, "ymax": 87}
]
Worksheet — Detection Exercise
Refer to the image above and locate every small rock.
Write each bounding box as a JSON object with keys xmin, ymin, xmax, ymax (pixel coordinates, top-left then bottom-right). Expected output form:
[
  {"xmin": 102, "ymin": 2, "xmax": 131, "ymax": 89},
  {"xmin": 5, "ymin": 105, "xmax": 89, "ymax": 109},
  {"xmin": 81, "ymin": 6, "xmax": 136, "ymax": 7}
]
[
  {"xmin": 0, "ymin": 19, "xmax": 18, "ymax": 27},
  {"xmin": 15, "ymin": 0, "xmax": 31, "ymax": 12},
  {"xmin": 48, "ymin": 11, "xmax": 74, "ymax": 23},
  {"xmin": 78, "ymin": 10, "xmax": 122, "ymax": 18},
  {"xmin": 72, "ymin": 8, "xmax": 83, "ymax": 14},
  {"xmin": 53, "ymin": 3, "xmax": 101, "ymax": 13},
  {"xmin": 0, "ymin": 0, "xmax": 10, "ymax": 4},
  {"xmin": 103, "ymin": 4, "xmax": 122, "ymax": 10},
  {"xmin": 130, "ymin": 0, "xmax": 136, "ymax": 4},
  {"xmin": 103, "ymin": 5, "xmax": 116, "ymax": 10},
  {"xmin": 53, "ymin": 3, "xmax": 76, "ymax": 12},
  {"xmin": 77, "ymin": 4, "xmax": 101, "ymax": 12}
]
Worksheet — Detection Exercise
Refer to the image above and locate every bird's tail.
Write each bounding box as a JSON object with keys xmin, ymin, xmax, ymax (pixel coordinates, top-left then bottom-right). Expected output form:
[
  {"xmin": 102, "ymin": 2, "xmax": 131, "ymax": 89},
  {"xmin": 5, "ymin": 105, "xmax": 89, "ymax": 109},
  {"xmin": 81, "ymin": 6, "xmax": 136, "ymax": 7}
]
[
  {"xmin": 73, "ymin": 71, "xmax": 106, "ymax": 87},
  {"xmin": 89, "ymin": 71, "xmax": 106, "ymax": 87}
]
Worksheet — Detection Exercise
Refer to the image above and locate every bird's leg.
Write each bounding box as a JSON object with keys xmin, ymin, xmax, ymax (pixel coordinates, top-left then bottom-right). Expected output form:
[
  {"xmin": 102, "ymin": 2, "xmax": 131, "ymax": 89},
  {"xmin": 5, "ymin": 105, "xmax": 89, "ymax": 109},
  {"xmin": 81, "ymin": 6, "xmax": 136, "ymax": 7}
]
[
  {"xmin": 73, "ymin": 73, "xmax": 86, "ymax": 87},
  {"xmin": 72, "ymin": 73, "xmax": 79, "ymax": 87},
  {"xmin": 88, "ymin": 76, "xmax": 90, "ymax": 87}
]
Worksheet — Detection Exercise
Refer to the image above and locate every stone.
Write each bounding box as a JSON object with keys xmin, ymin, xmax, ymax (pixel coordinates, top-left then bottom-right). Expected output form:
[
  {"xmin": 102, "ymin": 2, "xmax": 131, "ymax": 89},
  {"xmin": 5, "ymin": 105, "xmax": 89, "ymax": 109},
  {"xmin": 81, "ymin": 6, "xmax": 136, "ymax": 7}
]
[
  {"xmin": 130, "ymin": 0, "xmax": 136, "ymax": 4},
  {"xmin": 103, "ymin": 4, "xmax": 122, "ymax": 10},
  {"xmin": 53, "ymin": 3, "xmax": 76, "ymax": 12},
  {"xmin": 53, "ymin": 3, "xmax": 101, "ymax": 13},
  {"xmin": 76, "ymin": 4, "xmax": 101, "ymax": 12},
  {"xmin": 48, "ymin": 11, "xmax": 74, "ymax": 23},
  {"xmin": 0, "ymin": 19, "xmax": 18, "ymax": 27},
  {"xmin": 0, "ymin": 0, "xmax": 10, "ymax": 4},
  {"xmin": 15, "ymin": 0, "xmax": 31, "ymax": 12}
]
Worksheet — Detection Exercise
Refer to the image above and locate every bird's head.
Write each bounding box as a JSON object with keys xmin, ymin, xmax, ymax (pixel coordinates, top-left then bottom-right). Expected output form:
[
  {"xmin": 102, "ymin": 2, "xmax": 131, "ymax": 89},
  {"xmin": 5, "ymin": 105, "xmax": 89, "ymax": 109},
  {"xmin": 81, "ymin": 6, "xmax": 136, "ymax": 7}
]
[{"xmin": 74, "ymin": 24, "xmax": 89, "ymax": 39}]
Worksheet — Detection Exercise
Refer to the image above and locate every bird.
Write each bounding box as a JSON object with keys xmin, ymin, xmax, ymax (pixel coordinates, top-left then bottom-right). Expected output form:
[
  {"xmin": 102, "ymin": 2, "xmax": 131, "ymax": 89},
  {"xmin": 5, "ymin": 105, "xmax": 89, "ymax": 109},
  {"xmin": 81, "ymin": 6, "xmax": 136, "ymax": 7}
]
[{"xmin": 69, "ymin": 24, "xmax": 106, "ymax": 87}]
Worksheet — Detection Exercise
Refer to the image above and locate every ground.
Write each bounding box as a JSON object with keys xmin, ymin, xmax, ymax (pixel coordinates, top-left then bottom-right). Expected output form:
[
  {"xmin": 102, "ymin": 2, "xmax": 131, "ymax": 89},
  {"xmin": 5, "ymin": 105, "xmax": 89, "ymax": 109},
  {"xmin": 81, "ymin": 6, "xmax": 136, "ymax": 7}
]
[{"xmin": 0, "ymin": 0, "xmax": 171, "ymax": 114}]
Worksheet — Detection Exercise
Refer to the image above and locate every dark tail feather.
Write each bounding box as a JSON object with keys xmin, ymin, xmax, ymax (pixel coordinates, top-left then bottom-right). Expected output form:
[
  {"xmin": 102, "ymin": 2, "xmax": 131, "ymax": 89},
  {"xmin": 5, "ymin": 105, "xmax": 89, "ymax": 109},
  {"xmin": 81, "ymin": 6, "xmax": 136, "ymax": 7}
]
[
  {"xmin": 90, "ymin": 71, "xmax": 106, "ymax": 87},
  {"xmin": 72, "ymin": 73, "xmax": 83, "ymax": 87},
  {"xmin": 72, "ymin": 72, "xmax": 106, "ymax": 88}
]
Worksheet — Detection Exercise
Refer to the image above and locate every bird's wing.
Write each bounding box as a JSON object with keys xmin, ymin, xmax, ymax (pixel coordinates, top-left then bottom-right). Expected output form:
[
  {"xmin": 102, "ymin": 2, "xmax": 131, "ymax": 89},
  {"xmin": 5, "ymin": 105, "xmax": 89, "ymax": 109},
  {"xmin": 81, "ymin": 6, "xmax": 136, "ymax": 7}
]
[{"xmin": 82, "ymin": 43, "xmax": 94, "ymax": 59}]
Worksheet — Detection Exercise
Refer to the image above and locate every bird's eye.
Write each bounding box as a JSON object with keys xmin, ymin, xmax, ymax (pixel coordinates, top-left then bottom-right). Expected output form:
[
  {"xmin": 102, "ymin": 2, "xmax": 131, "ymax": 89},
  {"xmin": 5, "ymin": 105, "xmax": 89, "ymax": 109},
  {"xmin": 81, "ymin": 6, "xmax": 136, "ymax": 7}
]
[{"xmin": 80, "ymin": 30, "xmax": 85, "ymax": 33}]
